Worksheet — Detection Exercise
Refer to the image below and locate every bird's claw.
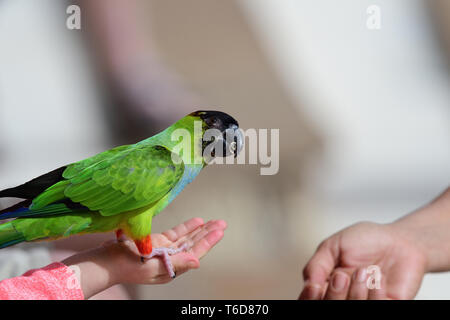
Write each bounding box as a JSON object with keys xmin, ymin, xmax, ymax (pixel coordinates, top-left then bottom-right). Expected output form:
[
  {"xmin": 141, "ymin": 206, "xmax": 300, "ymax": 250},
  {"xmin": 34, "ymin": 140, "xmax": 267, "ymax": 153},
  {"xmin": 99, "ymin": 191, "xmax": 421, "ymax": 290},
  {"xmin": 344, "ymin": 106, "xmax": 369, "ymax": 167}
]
[{"xmin": 140, "ymin": 243, "xmax": 191, "ymax": 278}]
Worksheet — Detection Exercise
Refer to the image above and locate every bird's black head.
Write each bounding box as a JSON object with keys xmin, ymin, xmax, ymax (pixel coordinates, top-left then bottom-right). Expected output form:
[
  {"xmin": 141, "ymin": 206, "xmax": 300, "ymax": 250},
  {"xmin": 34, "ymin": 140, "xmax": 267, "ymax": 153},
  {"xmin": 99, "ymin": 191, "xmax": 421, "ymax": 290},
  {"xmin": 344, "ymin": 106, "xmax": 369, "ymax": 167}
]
[{"xmin": 190, "ymin": 110, "xmax": 243, "ymax": 159}]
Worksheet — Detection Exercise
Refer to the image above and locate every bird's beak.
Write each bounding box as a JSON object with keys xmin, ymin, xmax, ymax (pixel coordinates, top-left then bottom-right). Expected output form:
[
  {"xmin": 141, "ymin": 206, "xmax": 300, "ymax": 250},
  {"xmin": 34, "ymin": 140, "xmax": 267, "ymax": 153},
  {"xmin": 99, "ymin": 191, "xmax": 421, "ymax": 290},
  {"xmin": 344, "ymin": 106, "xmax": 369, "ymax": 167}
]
[{"xmin": 225, "ymin": 124, "xmax": 243, "ymax": 158}]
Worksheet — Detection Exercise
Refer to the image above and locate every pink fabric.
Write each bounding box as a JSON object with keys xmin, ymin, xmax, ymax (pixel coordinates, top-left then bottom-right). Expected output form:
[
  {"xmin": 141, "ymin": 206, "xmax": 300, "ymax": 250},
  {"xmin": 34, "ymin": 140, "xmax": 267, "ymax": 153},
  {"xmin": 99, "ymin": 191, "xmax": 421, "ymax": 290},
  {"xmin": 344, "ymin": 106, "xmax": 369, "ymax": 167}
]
[{"xmin": 0, "ymin": 262, "xmax": 84, "ymax": 300}]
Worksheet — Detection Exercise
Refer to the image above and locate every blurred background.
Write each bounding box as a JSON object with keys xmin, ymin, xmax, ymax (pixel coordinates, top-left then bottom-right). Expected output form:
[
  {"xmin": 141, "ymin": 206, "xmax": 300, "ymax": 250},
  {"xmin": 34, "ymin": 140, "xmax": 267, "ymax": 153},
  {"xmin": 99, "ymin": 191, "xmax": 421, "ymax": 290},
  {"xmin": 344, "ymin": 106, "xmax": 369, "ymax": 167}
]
[{"xmin": 0, "ymin": 0, "xmax": 449, "ymax": 299}]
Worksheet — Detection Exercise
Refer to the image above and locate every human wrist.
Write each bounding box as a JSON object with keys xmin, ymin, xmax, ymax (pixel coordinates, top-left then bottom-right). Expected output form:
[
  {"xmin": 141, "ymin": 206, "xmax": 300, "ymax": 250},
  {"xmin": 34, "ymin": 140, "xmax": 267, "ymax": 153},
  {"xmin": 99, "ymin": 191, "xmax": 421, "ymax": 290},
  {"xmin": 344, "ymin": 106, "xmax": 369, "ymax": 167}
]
[
  {"xmin": 390, "ymin": 188, "xmax": 450, "ymax": 273},
  {"xmin": 388, "ymin": 217, "xmax": 431, "ymax": 272},
  {"xmin": 62, "ymin": 245, "xmax": 121, "ymax": 298}
]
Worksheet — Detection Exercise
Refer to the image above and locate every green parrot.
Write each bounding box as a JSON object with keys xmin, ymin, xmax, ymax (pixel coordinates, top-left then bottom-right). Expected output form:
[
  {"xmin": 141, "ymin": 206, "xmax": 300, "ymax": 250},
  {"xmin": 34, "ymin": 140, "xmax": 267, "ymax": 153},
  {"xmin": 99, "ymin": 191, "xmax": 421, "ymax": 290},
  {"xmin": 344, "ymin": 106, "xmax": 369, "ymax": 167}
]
[{"xmin": 0, "ymin": 110, "xmax": 242, "ymax": 278}]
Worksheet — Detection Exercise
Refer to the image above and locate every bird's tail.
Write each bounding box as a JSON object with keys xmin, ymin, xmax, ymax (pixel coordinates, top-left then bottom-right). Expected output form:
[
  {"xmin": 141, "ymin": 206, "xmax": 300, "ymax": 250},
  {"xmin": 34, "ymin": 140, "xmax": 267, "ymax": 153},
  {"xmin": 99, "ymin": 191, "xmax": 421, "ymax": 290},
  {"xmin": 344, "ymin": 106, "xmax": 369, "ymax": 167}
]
[{"xmin": 0, "ymin": 221, "xmax": 25, "ymax": 249}]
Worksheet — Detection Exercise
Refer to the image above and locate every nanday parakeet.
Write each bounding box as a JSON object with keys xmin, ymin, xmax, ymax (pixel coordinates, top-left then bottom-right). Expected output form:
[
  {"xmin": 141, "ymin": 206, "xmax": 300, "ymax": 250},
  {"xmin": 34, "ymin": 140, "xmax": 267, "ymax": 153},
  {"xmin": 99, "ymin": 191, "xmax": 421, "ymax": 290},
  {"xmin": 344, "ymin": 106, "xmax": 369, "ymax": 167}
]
[{"xmin": 0, "ymin": 110, "xmax": 242, "ymax": 278}]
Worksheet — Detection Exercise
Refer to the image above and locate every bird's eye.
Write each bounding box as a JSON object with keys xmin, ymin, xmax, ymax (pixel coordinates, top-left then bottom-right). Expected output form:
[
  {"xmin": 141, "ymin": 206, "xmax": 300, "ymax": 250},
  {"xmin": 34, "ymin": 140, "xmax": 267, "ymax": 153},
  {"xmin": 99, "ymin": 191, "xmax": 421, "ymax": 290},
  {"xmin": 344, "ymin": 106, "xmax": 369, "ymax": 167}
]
[{"xmin": 229, "ymin": 141, "xmax": 237, "ymax": 152}]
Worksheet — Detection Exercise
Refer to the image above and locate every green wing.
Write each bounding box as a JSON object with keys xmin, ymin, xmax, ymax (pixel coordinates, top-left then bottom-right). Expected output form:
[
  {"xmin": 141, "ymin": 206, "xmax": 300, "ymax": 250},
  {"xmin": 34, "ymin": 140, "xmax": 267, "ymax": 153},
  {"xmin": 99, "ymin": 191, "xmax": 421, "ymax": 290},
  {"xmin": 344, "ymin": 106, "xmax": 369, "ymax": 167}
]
[
  {"xmin": 31, "ymin": 145, "xmax": 185, "ymax": 216},
  {"xmin": 62, "ymin": 144, "xmax": 132, "ymax": 180}
]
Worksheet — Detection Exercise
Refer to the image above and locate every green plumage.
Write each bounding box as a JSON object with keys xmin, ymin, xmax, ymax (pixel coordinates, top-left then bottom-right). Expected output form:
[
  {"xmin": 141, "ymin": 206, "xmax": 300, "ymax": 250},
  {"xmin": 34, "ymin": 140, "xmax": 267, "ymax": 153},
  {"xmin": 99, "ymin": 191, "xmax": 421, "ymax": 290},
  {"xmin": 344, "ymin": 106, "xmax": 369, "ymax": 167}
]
[
  {"xmin": 33, "ymin": 145, "xmax": 184, "ymax": 216},
  {"xmin": 0, "ymin": 114, "xmax": 206, "ymax": 247}
]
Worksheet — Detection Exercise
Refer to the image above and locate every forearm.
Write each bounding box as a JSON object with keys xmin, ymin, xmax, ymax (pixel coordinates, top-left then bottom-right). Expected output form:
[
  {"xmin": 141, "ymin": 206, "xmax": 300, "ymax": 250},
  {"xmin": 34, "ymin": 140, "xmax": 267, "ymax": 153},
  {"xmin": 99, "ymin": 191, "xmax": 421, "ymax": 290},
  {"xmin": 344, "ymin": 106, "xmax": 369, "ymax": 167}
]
[
  {"xmin": 62, "ymin": 246, "xmax": 118, "ymax": 299},
  {"xmin": 0, "ymin": 263, "xmax": 84, "ymax": 300},
  {"xmin": 392, "ymin": 187, "xmax": 450, "ymax": 272}
]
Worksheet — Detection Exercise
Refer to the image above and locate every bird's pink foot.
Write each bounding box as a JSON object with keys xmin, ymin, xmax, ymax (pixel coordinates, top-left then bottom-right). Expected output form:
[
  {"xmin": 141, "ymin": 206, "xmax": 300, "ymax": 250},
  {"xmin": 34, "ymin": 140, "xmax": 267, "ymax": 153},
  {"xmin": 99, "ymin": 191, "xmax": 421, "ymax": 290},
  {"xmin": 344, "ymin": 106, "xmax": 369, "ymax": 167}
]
[{"xmin": 141, "ymin": 242, "xmax": 191, "ymax": 278}]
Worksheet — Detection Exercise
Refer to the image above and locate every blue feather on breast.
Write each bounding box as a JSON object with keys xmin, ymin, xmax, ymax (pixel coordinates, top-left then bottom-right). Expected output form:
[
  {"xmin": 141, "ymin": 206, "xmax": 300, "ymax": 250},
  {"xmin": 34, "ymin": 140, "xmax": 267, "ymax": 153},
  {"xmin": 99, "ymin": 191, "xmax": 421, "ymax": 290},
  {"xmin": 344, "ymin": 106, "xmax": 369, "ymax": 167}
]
[{"xmin": 166, "ymin": 165, "xmax": 203, "ymax": 204}]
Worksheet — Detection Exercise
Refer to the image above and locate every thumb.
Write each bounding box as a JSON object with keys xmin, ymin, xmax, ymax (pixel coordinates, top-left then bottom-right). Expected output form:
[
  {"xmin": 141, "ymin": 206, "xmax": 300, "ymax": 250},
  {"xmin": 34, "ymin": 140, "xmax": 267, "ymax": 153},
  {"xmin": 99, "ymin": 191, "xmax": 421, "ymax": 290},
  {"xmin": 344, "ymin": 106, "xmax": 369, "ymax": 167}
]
[
  {"xmin": 171, "ymin": 253, "xmax": 200, "ymax": 277},
  {"xmin": 302, "ymin": 239, "xmax": 339, "ymax": 287}
]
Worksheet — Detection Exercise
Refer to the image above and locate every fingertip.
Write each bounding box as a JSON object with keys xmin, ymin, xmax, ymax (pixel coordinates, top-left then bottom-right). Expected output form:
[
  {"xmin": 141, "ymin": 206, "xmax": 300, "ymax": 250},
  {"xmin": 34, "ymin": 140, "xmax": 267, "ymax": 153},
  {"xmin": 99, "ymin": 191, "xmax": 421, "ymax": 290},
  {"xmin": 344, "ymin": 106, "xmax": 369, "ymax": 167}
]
[
  {"xmin": 348, "ymin": 267, "xmax": 369, "ymax": 300},
  {"xmin": 170, "ymin": 254, "xmax": 200, "ymax": 277},
  {"xmin": 302, "ymin": 242, "xmax": 337, "ymax": 287},
  {"xmin": 208, "ymin": 229, "xmax": 225, "ymax": 244},
  {"xmin": 302, "ymin": 263, "xmax": 328, "ymax": 287},
  {"xmin": 215, "ymin": 219, "xmax": 227, "ymax": 230},
  {"xmin": 331, "ymin": 271, "xmax": 350, "ymax": 290},
  {"xmin": 354, "ymin": 267, "xmax": 368, "ymax": 283},
  {"xmin": 299, "ymin": 282, "xmax": 323, "ymax": 300},
  {"xmin": 188, "ymin": 258, "xmax": 200, "ymax": 269},
  {"xmin": 324, "ymin": 271, "xmax": 350, "ymax": 300}
]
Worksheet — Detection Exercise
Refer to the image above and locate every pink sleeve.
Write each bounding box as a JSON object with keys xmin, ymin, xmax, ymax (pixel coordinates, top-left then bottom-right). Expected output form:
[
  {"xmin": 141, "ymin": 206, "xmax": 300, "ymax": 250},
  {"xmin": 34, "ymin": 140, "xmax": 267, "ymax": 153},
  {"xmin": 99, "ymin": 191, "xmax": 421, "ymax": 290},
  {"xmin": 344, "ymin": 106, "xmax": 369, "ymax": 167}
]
[{"xmin": 0, "ymin": 262, "xmax": 84, "ymax": 300}]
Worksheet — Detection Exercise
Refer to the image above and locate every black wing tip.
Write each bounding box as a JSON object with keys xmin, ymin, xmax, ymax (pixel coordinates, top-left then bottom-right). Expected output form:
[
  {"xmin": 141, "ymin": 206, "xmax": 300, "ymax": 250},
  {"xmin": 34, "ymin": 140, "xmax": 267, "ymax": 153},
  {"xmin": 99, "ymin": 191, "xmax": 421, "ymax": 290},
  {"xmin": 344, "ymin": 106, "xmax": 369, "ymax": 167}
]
[{"xmin": 0, "ymin": 166, "xmax": 68, "ymax": 200}]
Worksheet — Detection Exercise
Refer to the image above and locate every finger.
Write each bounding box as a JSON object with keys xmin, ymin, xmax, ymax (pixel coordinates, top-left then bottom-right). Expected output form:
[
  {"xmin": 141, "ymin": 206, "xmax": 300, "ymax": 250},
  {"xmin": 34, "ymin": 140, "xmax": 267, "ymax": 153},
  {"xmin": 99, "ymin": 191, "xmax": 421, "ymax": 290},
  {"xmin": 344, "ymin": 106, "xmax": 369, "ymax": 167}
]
[
  {"xmin": 324, "ymin": 270, "xmax": 350, "ymax": 300},
  {"xmin": 191, "ymin": 229, "xmax": 225, "ymax": 259},
  {"xmin": 302, "ymin": 240, "xmax": 339, "ymax": 289},
  {"xmin": 368, "ymin": 271, "xmax": 388, "ymax": 300},
  {"xmin": 347, "ymin": 267, "xmax": 369, "ymax": 300},
  {"xmin": 182, "ymin": 220, "xmax": 215, "ymax": 241},
  {"xmin": 196, "ymin": 220, "xmax": 227, "ymax": 233},
  {"xmin": 189, "ymin": 220, "xmax": 227, "ymax": 244},
  {"xmin": 321, "ymin": 282, "xmax": 329, "ymax": 299},
  {"xmin": 211, "ymin": 219, "xmax": 227, "ymax": 230},
  {"xmin": 163, "ymin": 217, "xmax": 204, "ymax": 242},
  {"xmin": 171, "ymin": 253, "xmax": 200, "ymax": 277},
  {"xmin": 298, "ymin": 282, "xmax": 323, "ymax": 300},
  {"xmin": 172, "ymin": 220, "xmax": 226, "ymax": 249}
]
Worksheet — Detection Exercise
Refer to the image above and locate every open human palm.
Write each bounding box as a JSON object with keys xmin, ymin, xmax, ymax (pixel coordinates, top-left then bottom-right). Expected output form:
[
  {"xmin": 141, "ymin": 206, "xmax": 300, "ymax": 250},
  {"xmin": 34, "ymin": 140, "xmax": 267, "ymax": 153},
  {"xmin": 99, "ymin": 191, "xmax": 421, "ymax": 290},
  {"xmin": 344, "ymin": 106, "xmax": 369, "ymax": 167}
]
[{"xmin": 300, "ymin": 222, "xmax": 427, "ymax": 300}]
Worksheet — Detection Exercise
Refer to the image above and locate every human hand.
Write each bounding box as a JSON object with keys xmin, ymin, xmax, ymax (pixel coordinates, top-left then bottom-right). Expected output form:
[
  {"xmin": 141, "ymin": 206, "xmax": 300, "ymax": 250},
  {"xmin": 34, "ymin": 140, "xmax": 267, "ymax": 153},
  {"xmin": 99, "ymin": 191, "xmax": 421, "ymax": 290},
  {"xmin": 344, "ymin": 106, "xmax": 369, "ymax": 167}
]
[
  {"xmin": 63, "ymin": 217, "xmax": 226, "ymax": 298},
  {"xmin": 110, "ymin": 217, "xmax": 227, "ymax": 285},
  {"xmin": 299, "ymin": 222, "xmax": 427, "ymax": 300}
]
